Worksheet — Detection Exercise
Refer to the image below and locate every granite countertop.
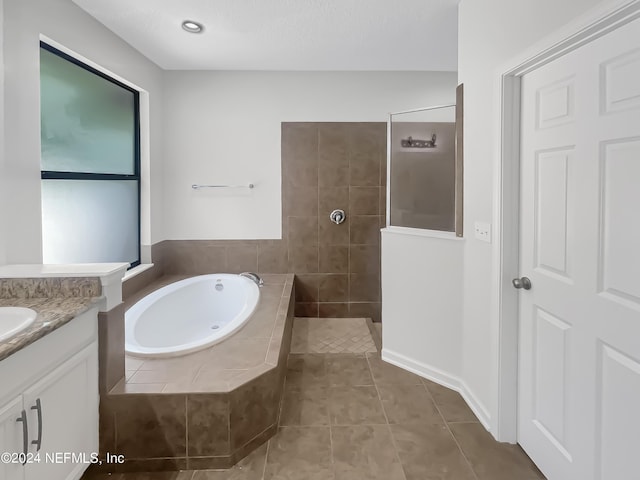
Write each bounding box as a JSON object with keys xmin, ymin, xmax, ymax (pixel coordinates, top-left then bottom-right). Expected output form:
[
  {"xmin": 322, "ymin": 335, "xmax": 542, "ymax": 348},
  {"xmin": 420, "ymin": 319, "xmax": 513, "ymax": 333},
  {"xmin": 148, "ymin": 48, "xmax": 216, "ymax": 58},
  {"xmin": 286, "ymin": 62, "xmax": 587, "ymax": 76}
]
[{"xmin": 0, "ymin": 296, "xmax": 104, "ymax": 362}]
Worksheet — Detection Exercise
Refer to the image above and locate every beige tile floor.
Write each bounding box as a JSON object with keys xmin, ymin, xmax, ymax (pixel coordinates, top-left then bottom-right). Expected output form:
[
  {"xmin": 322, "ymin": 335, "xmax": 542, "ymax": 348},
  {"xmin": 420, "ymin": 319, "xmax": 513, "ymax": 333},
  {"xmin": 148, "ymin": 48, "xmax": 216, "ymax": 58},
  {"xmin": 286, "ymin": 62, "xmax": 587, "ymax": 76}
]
[
  {"xmin": 290, "ymin": 318, "xmax": 377, "ymax": 354},
  {"xmin": 85, "ymin": 350, "xmax": 545, "ymax": 480}
]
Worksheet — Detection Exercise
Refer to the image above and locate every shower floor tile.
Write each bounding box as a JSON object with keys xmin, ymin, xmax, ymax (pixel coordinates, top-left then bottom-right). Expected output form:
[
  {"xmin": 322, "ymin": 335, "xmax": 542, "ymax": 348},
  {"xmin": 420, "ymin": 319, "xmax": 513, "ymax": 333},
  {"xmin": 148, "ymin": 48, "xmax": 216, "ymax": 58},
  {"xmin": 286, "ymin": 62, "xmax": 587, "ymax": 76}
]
[{"xmin": 290, "ymin": 317, "xmax": 377, "ymax": 354}]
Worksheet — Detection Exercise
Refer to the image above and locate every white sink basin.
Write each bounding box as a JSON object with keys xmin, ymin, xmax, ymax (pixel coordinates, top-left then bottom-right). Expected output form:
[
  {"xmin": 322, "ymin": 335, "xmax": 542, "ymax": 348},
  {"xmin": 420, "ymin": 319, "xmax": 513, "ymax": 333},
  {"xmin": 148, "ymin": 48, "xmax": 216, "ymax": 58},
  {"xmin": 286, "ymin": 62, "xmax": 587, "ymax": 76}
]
[{"xmin": 0, "ymin": 307, "xmax": 38, "ymax": 342}]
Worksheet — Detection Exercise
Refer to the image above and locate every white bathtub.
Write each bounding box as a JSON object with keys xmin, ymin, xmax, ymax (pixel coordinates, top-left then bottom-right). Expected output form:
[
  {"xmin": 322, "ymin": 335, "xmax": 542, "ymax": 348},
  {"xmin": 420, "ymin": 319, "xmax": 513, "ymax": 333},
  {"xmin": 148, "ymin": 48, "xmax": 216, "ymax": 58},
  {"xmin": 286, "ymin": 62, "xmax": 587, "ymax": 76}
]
[{"xmin": 125, "ymin": 274, "xmax": 260, "ymax": 358}]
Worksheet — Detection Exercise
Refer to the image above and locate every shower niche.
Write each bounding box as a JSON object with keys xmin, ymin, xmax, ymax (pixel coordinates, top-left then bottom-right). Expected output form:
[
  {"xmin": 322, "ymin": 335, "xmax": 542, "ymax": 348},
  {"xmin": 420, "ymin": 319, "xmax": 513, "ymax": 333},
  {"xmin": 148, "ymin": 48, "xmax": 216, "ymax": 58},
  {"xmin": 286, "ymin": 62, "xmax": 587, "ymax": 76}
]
[{"xmin": 387, "ymin": 85, "xmax": 463, "ymax": 235}]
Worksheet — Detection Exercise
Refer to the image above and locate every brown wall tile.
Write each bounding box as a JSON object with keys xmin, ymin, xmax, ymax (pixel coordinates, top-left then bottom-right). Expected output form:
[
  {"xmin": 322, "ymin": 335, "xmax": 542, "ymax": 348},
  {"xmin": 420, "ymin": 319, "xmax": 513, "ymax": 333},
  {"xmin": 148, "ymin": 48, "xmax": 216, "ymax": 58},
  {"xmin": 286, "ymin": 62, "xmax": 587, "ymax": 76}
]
[
  {"xmin": 318, "ymin": 302, "xmax": 350, "ymax": 317},
  {"xmin": 318, "ymin": 124, "xmax": 349, "ymax": 187},
  {"xmin": 350, "ymin": 216, "xmax": 382, "ymax": 245},
  {"xmin": 282, "ymin": 124, "xmax": 318, "ymax": 167},
  {"xmin": 165, "ymin": 241, "xmax": 227, "ymax": 274},
  {"xmin": 350, "ymin": 245, "xmax": 380, "ymax": 274},
  {"xmin": 288, "ymin": 216, "xmax": 319, "ymax": 246},
  {"xmin": 319, "ymin": 216, "xmax": 350, "ymax": 246},
  {"xmin": 286, "ymin": 162, "xmax": 318, "ymax": 187},
  {"xmin": 319, "ymin": 187, "xmax": 349, "ymax": 218},
  {"xmin": 285, "ymin": 185, "xmax": 319, "ymax": 216},
  {"xmin": 350, "ymin": 274, "xmax": 381, "ymax": 302},
  {"xmin": 288, "ymin": 245, "xmax": 319, "ymax": 273},
  {"xmin": 349, "ymin": 156, "xmax": 380, "ymax": 186},
  {"xmin": 282, "ymin": 123, "xmax": 385, "ymax": 318},
  {"xmin": 257, "ymin": 243, "xmax": 289, "ymax": 273},
  {"xmin": 114, "ymin": 395, "xmax": 187, "ymax": 458},
  {"xmin": 98, "ymin": 303, "xmax": 125, "ymax": 393},
  {"xmin": 295, "ymin": 275, "xmax": 320, "ymax": 303},
  {"xmin": 318, "ymin": 211, "xmax": 351, "ymax": 245},
  {"xmin": 319, "ymin": 245, "xmax": 348, "ymax": 274},
  {"xmin": 187, "ymin": 395, "xmax": 230, "ymax": 456},
  {"xmin": 99, "ymin": 400, "xmax": 116, "ymax": 455},
  {"xmin": 318, "ymin": 274, "xmax": 349, "ymax": 302},
  {"xmin": 350, "ymin": 187, "xmax": 381, "ymax": 215},
  {"xmin": 295, "ymin": 302, "xmax": 319, "ymax": 317},
  {"xmin": 229, "ymin": 368, "xmax": 279, "ymax": 450},
  {"xmin": 227, "ymin": 244, "xmax": 258, "ymax": 273},
  {"xmin": 349, "ymin": 302, "xmax": 382, "ymax": 323}
]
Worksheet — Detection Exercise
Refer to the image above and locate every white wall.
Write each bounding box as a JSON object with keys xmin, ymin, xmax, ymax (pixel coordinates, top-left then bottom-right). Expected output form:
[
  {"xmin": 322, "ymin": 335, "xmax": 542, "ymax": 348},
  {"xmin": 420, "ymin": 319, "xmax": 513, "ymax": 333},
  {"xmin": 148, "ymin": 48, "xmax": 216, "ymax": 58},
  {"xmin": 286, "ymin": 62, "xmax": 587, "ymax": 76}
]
[
  {"xmin": 1, "ymin": 0, "xmax": 165, "ymax": 265},
  {"xmin": 163, "ymin": 71, "xmax": 457, "ymax": 239},
  {"xmin": 381, "ymin": 229, "xmax": 467, "ymax": 405},
  {"xmin": 458, "ymin": 0, "xmax": 610, "ymax": 436}
]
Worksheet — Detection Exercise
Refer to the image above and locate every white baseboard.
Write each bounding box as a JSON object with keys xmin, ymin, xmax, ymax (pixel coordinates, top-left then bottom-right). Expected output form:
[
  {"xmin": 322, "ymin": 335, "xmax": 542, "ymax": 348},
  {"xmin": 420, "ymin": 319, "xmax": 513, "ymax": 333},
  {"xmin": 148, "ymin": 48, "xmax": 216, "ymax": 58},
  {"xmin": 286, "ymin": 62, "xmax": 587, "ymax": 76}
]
[{"xmin": 381, "ymin": 348, "xmax": 492, "ymax": 430}]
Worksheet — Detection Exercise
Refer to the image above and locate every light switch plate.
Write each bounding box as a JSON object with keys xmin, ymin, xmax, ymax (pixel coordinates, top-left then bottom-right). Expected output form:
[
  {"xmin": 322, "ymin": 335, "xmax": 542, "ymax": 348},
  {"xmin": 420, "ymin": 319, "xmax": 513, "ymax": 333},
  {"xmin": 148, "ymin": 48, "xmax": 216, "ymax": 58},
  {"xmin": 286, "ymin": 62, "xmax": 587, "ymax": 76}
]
[{"xmin": 474, "ymin": 222, "xmax": 491, "ymax": 243}]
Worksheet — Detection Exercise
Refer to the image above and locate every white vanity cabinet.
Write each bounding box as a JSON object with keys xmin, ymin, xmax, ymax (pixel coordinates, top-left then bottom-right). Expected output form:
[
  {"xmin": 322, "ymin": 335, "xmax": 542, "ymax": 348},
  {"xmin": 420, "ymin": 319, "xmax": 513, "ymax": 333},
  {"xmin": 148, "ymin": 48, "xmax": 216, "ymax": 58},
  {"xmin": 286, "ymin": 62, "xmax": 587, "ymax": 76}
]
[
  {"xmin": 0, "ymin": 308, "xmax": 99, "ymax": 480},
  {"xmin": 0, "ymin": 397, "xmax": 24, "ymax": 480}
]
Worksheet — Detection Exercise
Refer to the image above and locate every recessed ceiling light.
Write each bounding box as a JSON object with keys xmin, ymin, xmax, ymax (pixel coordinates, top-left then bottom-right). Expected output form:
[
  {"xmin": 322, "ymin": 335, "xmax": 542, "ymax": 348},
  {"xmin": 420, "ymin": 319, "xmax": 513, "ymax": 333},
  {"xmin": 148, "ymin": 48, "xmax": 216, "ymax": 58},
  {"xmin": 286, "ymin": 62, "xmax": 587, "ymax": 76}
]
[{"xmin": 182, "ymin": 20, "xmax": 203, "ymax": 34}]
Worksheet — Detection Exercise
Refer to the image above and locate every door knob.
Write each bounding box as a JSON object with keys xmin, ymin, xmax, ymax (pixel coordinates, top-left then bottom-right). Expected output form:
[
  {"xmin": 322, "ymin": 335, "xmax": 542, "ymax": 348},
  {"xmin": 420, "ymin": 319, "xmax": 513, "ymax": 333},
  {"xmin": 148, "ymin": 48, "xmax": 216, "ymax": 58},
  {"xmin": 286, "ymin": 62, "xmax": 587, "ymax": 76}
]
[{"xmin": 512, "ymin": 277, "xmax": 532, "ymax": 290}]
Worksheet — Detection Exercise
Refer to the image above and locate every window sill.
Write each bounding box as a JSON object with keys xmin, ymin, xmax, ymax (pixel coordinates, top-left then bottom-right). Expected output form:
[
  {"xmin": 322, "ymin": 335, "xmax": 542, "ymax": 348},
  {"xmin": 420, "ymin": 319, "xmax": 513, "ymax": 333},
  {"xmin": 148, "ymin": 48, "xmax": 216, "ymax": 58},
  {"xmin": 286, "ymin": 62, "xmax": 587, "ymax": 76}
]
[{"xmin": 123, "ymin": 263, "xmax": 154, "ymax": 282}]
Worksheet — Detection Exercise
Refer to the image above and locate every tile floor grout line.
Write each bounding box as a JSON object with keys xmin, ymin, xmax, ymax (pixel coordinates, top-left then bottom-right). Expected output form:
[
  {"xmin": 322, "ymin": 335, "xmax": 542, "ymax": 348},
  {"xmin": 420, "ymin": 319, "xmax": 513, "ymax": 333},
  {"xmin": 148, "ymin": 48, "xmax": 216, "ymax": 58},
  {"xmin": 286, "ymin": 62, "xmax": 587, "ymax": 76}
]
[
  {"xmin": 420, "ymin": 380, "xmax": 481, "ymax": 480},
  {"xmin": 366, "ymin": 353, "xmax": 409, "ymax": 480},
  {"xmin": 260, "ymin": 428, "xmax": 272, "ymax": 480},
  {"xmin": 184, "ymin": 395, "xmax": 190, "ymax": 469},
  {"xmin": 328, "ymin": 414, "xmax": 337, "ymax": 480}
]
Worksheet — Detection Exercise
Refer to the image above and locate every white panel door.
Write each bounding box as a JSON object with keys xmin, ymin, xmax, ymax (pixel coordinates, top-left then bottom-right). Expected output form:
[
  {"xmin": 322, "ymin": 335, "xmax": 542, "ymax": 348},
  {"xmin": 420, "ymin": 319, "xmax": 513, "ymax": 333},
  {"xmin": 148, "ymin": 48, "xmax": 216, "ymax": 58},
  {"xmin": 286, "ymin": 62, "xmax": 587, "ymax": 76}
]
[{"xmin": 518, "ymin": 18, "xmax": 640, "ymax": 480}]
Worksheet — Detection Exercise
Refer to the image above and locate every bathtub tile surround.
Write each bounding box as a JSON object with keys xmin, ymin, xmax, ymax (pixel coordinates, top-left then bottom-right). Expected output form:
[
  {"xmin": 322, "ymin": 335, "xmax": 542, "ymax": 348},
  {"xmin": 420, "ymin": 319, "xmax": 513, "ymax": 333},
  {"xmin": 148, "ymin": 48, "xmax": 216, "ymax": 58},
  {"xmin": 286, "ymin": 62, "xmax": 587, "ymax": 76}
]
[
  {"xmin": 187, "ymin": 395, "xmax": 230, "ymax": 456},
  {"xmin": 229, "ymin": 368, "xmax": 280, "ymax": 451},
  {"xmin": 115, "ymin": 394, "xmax": 188, "ymax": 459},
  {"xmin": 94, "ymin": 274, "xmax": 295, "ymax": 473}
]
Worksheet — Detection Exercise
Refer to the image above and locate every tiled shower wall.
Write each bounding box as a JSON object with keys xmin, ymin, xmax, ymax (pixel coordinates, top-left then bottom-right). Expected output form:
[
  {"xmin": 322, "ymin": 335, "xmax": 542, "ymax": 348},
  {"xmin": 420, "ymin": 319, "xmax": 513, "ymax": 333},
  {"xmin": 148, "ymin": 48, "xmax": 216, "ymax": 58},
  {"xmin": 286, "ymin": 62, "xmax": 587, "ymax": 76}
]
[
  {"xmin": 130, "ymin": 123, "xmax": 386, "ymax": 321},
  {"xmin": 282, "ymin": 122, "xmax": 386, "ymax": 321}
]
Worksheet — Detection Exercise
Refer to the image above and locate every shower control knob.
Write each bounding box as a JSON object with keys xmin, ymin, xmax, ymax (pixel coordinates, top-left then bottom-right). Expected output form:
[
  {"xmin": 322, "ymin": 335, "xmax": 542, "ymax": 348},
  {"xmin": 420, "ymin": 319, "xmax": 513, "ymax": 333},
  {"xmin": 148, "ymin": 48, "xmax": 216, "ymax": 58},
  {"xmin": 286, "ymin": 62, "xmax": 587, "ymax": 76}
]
[{"xmin": 330, "ymin": 209, "xmax": 346, "ymax": 225}]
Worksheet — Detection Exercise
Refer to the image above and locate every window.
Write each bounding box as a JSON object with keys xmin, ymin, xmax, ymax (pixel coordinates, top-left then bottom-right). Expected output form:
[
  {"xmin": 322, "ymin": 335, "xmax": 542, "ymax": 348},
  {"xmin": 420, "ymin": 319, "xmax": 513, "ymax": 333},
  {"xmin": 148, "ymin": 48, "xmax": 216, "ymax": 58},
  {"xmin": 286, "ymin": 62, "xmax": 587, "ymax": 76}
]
[{"xmin": 40, "ymin": 42, "xmax": 141, "ymax": 267}]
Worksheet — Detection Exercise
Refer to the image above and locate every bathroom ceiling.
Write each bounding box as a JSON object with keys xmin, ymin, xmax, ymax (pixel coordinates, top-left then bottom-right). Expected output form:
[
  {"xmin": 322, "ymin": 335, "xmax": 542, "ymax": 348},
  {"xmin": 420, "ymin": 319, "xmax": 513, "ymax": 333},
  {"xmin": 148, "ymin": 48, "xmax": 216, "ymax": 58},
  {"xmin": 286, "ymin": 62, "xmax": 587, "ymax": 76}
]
[{"xmin": 71, "ymin": 0, "xmax": 460, "ymax": 71}]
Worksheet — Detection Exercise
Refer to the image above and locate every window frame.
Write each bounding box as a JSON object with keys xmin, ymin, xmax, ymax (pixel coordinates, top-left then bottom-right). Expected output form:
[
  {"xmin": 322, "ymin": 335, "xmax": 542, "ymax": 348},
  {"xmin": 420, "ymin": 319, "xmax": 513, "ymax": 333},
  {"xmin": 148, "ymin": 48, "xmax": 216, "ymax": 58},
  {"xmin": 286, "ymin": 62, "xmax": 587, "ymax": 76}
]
[{"xmin": 40, "ymin": 41, "xmax": 142, "ymax": 268}]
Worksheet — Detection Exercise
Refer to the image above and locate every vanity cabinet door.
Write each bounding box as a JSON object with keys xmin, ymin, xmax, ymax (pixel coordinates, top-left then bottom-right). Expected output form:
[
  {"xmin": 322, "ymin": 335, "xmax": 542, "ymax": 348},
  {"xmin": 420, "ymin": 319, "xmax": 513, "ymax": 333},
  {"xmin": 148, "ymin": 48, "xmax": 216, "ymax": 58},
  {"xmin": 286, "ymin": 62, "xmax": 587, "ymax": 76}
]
[
  {"xmin": 0, "ymin": 396, "xmax": 25, "ymax": 480},
  {"xmin": 22, "ymin": 343, "xmax": 98, "ymax": 480}
]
